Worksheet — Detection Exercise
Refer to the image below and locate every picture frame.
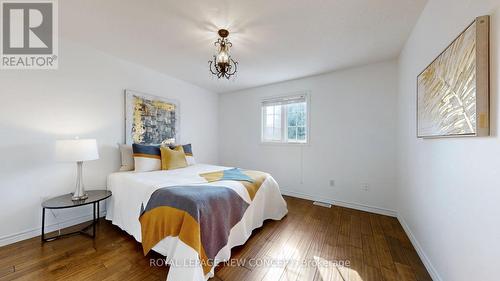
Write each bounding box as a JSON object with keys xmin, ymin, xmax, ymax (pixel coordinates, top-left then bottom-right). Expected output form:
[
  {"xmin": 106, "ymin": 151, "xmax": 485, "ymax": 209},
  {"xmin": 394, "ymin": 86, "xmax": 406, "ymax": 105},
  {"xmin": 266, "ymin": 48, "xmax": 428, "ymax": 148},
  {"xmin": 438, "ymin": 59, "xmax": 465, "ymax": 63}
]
[
  {"xmin": 416, "ymin": 16, "xmax": 489, "ymax": 138},
  {"xmin": 125, "ymin": 90, "xmax": 180, "ymax": 145}
]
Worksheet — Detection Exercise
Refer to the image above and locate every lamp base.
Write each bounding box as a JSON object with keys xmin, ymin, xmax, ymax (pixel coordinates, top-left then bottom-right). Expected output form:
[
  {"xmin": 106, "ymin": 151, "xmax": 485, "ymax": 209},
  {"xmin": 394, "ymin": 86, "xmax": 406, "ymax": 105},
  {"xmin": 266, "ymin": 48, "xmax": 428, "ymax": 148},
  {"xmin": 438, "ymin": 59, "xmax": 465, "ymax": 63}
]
[
  {"xmin": 72, "ymin": 161, "xmax": 88, "ymax": 201},
  {"xmin": 71, "ymin": 193, "xmax": 88, "ymax": 201}
]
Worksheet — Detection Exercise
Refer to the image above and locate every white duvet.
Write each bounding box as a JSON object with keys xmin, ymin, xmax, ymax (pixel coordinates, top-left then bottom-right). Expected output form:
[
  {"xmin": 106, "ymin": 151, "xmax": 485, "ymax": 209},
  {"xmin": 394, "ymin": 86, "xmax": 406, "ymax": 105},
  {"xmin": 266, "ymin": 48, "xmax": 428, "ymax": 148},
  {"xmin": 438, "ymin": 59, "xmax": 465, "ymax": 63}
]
[{"xmin": 105, "ymin": 164, "xmax": 288, "ymax": 281}]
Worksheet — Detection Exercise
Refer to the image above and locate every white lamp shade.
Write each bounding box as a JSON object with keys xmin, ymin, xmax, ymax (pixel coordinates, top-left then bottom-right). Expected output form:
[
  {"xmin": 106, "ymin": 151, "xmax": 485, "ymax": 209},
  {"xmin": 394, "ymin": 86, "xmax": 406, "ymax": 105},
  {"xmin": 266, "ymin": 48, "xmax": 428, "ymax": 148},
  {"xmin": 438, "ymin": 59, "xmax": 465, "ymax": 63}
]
[{"xmin": 56, "ymin": 139, "xmax": 99, "ymax": 162}]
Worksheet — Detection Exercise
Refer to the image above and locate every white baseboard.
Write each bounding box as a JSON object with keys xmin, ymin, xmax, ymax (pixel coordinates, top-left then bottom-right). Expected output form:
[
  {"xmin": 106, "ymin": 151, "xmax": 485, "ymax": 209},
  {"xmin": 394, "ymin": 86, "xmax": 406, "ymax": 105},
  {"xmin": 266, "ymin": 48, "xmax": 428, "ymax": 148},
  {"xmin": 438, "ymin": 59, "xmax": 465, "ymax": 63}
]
[
  {"xmin": 397, "ymin": 214, "xmax": 442, "ymax": 281},
  {"xmin": 280, "ymin": 189, "xmax": 397, "ymax": 217},
  {"xmin": 0, "ymin": 211, "xmax": 106, "ymax": 247}
]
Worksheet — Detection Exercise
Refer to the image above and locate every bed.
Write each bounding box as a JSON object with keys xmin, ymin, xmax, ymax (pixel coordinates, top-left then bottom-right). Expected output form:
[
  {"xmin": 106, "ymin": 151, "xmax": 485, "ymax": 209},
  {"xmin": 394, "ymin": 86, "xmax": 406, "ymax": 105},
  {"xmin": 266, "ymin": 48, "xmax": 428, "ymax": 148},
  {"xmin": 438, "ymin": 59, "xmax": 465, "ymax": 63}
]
[{"xmin": 105, "ymin": 163, "xmax": 288, "ymax": 281}]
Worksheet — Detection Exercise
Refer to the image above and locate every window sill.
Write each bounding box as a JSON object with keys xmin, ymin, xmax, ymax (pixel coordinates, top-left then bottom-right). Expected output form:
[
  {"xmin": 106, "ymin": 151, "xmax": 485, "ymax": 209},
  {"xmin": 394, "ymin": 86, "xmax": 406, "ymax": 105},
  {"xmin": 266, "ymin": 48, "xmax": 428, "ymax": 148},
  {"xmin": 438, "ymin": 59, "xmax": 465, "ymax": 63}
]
[{"xmin": 260, "ymin": 141, "xmax": 310, "ymax": 146}]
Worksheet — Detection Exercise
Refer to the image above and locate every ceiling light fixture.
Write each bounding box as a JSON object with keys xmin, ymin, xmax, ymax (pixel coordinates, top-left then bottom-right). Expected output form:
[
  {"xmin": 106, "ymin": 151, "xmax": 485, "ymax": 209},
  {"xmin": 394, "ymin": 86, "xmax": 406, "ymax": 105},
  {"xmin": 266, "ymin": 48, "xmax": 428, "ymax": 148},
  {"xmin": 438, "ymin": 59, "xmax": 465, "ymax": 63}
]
[{"xmin": 209, "ymin": 29, "xmax": 238, "ymax": 79}]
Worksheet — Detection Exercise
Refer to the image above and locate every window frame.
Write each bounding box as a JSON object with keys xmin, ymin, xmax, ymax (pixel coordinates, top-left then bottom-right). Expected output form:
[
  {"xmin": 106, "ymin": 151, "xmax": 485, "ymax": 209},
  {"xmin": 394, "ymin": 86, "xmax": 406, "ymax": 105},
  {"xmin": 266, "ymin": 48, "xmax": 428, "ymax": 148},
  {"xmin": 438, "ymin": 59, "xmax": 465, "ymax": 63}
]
[{"xmin": 260, "ymin": 92, "xmax": 311, "ymax": 145}]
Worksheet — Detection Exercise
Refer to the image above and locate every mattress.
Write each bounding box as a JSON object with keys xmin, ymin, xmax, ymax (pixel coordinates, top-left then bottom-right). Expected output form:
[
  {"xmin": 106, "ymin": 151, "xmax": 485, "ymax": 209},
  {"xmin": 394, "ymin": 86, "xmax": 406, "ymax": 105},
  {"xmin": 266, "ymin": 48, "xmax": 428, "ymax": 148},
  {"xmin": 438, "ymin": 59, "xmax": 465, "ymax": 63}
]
[{"xmin": 105, "ymin": 163, "xmax": 288, "ymax": 281}]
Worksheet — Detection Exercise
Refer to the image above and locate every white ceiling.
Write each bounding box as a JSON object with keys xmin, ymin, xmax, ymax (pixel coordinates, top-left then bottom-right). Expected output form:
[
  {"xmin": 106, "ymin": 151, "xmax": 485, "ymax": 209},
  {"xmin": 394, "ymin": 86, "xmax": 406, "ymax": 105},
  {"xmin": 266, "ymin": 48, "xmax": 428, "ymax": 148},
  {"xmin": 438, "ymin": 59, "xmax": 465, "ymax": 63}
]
[{"xmin": 60, "ymin": 0, "xmax": 427, "ymax": 93}]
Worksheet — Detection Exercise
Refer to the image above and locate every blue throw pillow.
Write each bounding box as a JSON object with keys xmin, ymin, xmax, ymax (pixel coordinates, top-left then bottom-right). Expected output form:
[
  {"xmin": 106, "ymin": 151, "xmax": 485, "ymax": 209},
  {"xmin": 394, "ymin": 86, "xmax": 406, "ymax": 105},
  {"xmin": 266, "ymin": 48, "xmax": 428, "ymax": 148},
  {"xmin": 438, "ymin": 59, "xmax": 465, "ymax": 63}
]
[{"xmin": 132, "ymin": 144, "xmax": 161, "ymax": 172}]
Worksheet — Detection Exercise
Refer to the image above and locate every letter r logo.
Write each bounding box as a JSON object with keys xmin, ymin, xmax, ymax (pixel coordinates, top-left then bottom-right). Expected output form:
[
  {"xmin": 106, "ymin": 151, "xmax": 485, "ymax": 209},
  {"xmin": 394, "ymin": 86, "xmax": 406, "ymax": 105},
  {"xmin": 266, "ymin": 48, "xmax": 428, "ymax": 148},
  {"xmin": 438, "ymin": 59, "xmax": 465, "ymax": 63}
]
[{"xmin": 2, "ymin": 2, "xmax": 53, "ymax": 54}]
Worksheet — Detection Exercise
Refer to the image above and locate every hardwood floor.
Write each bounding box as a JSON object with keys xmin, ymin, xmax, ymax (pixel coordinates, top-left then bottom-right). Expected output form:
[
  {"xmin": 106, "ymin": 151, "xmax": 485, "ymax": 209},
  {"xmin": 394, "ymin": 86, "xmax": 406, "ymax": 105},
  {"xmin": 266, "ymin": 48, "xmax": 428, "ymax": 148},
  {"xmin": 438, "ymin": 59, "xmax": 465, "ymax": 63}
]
[{"xmin": 0, "ymin": 196, "xmax": 432, "ymax": 281}]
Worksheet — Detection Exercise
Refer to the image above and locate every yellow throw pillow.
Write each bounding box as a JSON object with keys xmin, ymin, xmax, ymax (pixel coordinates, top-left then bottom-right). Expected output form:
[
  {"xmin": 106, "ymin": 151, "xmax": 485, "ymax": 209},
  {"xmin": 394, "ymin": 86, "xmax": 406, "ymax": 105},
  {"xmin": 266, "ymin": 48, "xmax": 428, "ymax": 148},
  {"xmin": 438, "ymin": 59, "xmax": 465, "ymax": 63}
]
[{"xmin": 160, "ymin": 145, "xmax": 188, "ymax": 170}]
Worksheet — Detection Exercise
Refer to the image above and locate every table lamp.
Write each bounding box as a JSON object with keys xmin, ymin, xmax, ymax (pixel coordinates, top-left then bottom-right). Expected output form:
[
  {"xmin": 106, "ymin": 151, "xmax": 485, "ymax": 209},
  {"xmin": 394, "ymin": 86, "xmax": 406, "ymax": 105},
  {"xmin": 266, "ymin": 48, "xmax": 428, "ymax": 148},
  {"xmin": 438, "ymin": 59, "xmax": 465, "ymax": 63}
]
[{"xmin": 56, "ymin": 138, "xmax": 99, "ymax": 201}]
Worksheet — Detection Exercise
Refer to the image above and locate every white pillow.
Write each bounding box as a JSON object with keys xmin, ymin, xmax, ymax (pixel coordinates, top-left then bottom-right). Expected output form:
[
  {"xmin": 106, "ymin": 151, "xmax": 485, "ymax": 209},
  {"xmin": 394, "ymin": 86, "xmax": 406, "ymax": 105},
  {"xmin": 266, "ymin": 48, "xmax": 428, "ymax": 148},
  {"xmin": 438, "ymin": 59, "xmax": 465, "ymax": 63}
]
[
  {"xmin": 186, "ymin": 155, "xmax": 196, "ymax": 166},
  {"xmin": 118, "ymin": 144, "xmax": 134, "ymax": 171}
]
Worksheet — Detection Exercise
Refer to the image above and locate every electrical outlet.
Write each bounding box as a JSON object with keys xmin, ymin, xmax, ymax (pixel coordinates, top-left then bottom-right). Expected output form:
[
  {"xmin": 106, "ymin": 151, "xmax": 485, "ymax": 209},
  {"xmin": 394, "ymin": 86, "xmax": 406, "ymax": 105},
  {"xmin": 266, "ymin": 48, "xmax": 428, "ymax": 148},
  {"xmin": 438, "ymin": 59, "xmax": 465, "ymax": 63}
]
[
  {"xmin": 329, "ymin": 179, "xmax": 335, "ymax": 187},
  {"xmin": 361, "ymin": 183, "xmax": 369, "ymax": 191}
]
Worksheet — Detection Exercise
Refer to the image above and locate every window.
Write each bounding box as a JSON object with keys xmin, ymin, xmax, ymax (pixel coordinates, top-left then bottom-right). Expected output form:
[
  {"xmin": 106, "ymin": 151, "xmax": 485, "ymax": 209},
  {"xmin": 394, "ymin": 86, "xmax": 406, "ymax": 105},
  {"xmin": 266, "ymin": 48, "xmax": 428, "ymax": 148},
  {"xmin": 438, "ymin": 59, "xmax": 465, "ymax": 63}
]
[{"xmin": 261, "ymin": 94, "xmax": 309, "ymax": 144}]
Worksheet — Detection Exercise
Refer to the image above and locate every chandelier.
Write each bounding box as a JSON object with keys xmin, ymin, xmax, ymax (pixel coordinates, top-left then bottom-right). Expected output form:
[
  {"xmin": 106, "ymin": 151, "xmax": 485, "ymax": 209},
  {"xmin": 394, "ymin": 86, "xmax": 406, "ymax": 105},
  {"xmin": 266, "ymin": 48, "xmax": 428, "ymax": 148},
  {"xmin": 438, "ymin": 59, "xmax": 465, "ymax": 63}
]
[{"xmin": 209, "ymin": 29, "xmax": 238, "ymax": 79}]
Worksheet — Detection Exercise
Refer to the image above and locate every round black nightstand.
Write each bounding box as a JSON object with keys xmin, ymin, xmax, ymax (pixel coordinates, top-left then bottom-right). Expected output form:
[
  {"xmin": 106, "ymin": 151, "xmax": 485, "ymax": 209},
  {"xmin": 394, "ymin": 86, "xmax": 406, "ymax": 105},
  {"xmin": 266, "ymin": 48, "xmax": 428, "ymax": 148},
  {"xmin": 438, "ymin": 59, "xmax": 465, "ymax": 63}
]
[{"xmin": 41, "ymin": 190, "xmax": 112, "ymax": 242}]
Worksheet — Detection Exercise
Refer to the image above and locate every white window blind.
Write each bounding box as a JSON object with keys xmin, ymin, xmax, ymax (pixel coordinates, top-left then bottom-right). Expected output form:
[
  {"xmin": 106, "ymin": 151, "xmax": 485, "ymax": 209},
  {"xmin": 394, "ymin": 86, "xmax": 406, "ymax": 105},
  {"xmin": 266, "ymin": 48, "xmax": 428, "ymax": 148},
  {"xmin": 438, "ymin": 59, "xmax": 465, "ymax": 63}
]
[
  {"xmin": 261, "ymin": 94, "xmax": 309, "ymax": 144},
  {"xmin": 261, "ymin": 95, "xmax": 307, "ymax": 106}
]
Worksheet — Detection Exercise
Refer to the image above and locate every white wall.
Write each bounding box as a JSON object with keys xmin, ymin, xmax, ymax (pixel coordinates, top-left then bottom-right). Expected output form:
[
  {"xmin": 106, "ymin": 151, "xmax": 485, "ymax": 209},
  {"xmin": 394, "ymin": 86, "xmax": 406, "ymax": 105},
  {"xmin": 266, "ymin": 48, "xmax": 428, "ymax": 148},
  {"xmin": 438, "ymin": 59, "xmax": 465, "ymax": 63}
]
[
  {"xmin": 0, "ymin": 39, "xmax": 219, "ymax": 245},
  {"xmin": 397, "ymin": 1, "xmax": 500, "ymax": 280},
  {"xmin": 219, "ymin": 61, "xmax": 399, "ymax": 215}
]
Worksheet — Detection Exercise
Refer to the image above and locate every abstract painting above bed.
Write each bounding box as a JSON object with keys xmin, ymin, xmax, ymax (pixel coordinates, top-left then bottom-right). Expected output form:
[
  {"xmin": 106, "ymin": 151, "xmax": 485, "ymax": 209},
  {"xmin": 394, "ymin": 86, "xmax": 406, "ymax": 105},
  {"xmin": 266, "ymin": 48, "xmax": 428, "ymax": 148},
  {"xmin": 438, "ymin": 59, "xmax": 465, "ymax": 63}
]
[{"xmin": 125, "ymin": 90, "xmax": 180, "ymax": 145}]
